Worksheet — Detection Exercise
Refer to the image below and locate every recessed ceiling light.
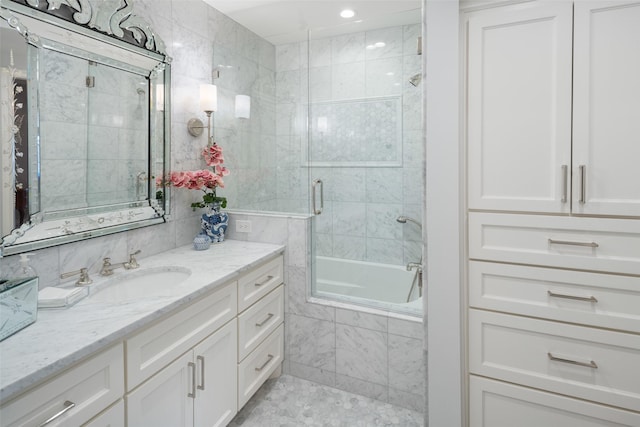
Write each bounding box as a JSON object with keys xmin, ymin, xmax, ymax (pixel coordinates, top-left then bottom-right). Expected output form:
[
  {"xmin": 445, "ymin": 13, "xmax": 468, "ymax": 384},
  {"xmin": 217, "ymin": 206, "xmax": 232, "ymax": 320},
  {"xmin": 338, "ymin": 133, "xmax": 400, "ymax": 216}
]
[{"xmin": 340, "ymin": 9, "xmax": 355, "ymax": 18}]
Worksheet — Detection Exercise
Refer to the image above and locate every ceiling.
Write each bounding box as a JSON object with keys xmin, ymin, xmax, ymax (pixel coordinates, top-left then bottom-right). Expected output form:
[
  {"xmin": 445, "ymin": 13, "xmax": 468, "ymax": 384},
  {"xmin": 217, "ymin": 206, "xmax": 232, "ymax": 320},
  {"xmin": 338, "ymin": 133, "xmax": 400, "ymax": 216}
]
[{"xmin": 202, "ymin": 0, "xmax": 422, "ymax": 45}]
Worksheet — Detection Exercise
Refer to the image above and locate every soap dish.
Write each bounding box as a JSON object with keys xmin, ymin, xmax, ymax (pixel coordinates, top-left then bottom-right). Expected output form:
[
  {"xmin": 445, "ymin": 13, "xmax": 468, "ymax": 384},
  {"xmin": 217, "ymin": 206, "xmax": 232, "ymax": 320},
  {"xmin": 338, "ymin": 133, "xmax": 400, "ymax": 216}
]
[{"xmin": 38, "ymin": 286, "xmax": 88, "ymax": 309}]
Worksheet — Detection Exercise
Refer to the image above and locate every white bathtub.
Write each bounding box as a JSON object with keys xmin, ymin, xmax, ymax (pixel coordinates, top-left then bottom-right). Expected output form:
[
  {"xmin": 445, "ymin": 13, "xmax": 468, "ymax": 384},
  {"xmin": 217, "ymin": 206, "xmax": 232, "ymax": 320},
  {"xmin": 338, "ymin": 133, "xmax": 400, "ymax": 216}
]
[{"xmin": 315, "ymin": 256, "xmax": 422, "ymax": 313}]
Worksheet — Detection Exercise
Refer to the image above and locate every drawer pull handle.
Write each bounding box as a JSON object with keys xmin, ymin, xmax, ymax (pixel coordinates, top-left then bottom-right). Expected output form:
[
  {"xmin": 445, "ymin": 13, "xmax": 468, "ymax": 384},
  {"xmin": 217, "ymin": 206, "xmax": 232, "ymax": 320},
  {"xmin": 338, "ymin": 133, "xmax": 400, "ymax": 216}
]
[
  {"xmin": 548, "ymin": 352, "xmax": 598, "ymax": 369},
  {"xmin": 188, "ymin": 361, "xmax": 196, "ymax": 398},
  {"xmin": 548, "ymin": 239, "xmax": 599, "ymax": 248},
  {"xmin": 548, "ymin": 291, "xmax": 598, "ymax": 303},
  {"xmin": 197, "ymin": 355, "xmax": 205, "ymax": 391},
  {"xmin": 39, "ymin": 400, "xmax": 76, "ymax": 426},
  {"xmin": 255, "ymin": 275, "xmax": 274, "ymax": 287},
  {"xmin": 256, "ymin": 313, "xmax": 274, "ymax": 327},
  {"xmin": 255, "ymin": 354, "xmax": 274, "ymax": 372}
]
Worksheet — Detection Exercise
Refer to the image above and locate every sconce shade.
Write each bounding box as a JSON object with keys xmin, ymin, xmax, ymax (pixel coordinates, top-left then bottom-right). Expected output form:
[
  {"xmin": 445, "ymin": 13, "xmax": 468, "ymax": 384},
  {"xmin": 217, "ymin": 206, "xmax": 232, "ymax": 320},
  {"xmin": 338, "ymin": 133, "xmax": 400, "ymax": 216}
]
[
  {"xmin": 200, "ymin": 84, "xmax": 218, "ymax": 112},
  {"xmin": 235, "ymin": 94, "xmax": 251, "ymax": 119}
]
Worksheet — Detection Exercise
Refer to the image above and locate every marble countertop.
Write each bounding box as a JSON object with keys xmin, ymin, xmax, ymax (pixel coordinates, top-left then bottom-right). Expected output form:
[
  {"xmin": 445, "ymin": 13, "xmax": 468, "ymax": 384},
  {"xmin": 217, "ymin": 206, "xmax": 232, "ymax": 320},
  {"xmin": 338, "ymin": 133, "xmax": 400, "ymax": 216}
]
[{"xmin": 0, "ymin": 240, "xmax": 284, "ymax": 403}]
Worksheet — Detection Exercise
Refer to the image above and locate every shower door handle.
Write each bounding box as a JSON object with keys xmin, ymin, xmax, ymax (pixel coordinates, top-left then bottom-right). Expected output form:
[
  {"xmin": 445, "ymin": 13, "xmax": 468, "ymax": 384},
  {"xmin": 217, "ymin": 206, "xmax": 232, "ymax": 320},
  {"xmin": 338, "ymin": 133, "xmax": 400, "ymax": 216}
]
[{"xmin": 312, "ymin": 179, "xmax": 324, "ymax": 215}]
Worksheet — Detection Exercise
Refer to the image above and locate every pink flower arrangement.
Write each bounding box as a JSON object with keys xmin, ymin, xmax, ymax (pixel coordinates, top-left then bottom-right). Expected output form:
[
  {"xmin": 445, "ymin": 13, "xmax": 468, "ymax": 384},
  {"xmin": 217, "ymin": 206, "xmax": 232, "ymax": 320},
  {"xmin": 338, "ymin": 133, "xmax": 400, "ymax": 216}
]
[{"xmin": 163, "ymin": 143, "xmax": 230, "ymax": 209}]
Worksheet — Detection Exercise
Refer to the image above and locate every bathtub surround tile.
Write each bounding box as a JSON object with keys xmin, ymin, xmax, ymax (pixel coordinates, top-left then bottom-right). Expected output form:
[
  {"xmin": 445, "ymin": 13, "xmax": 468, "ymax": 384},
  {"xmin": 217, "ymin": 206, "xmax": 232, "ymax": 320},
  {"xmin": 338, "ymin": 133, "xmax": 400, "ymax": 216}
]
[
  {"xmin": 366, "ymin": 203, "xmax": 403, "ymax": 240},
  {"xmin": 332, "ymin": 235, "xmax": 366, "ymax": 261},
  {"xmin": 286, "ymin": 313, "xmax": 336, "ymax": 371},
  {"xmin": 287, "ymin": 266, "xmax": 335, "ymax": 322},
  {"xmin": 331, "ymin": 62, "xmax": 366, "ymax": 100},
  {"xmin": 365, "ymin": 27, "xmax": 404, "ymax": 60},
  {"xmin": 335, "ymin": 373, "xmax": 389, "ymax": 402},
  {"xmin": 389, "ymin": 387, "xmax": 426, "ymax": 413},
  {"xmin": 288, "ymin": 362, "xmax": 336, "ymax": 388},
  {"xmin": 336, "ymin": 308, "xmax": 388, "ymax": 332},
  {"xmin": 332, "ymin": 202, "xmax": 366, "ymax": 237},
  {"xmin": 309, "ymin": 38, "xmax": 332, "ymax": 67},
  {"xmin": 365, "ymin": 57, "xmax": 403, "ymax": 97},
  {"xmin": 286, "ymin": 220, "xmax": 308, "ymax": 268},
  {"xmin": 389, "ymin": 334, "xmax": 425, "ymax": 396},
  {"xmin": 331, "ymin": 32, "xmax": 366, "ymax": 64},
  {"xmin": 336, "ymin": 324, "xmax": 388, "ymax": 385},
  {"xmin": 365, "ymin": 237, "xmax": 404, "ymax": 265},
  {"xmin": 276, "ymin": 42, "xmax": 301, "ymax": 72},
  {"xmin": 388, "ymin": 317, "xmax": 424, "ymax": 340}
]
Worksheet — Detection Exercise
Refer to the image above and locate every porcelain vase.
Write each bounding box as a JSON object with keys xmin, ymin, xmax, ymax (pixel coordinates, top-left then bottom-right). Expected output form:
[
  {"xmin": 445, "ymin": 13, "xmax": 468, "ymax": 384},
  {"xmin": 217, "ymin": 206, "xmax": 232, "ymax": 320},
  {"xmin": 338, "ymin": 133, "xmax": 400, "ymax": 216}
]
[{"xmin": 201, "ymin": 202, "xmax": 228, "ymax": 243}]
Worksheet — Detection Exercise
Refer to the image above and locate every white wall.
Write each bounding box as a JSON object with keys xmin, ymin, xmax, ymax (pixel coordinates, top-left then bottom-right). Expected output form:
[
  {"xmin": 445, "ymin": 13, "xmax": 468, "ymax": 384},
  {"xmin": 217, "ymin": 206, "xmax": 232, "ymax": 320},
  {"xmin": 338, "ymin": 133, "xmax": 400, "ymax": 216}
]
[{"xmin": 425, "ymin": 0, "xmax": 464, "ymax": 426}]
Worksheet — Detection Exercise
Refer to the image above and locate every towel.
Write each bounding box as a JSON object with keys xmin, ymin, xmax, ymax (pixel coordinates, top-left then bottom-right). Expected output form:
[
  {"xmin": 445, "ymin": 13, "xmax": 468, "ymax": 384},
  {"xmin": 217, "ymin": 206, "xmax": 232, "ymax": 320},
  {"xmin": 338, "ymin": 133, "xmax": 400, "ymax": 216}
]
[{"xmin": 38, "ymin": 286, "xmax": 88, "ymax": 308}]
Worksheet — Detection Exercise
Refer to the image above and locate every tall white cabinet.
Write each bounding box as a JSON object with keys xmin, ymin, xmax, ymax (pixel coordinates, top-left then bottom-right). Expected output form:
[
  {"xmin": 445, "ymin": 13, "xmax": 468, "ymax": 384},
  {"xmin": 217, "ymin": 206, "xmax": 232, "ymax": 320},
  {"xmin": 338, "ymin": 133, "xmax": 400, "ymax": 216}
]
[{"xmin": 465, "ymin": 1, "xmax": 640, "ymax": 426}]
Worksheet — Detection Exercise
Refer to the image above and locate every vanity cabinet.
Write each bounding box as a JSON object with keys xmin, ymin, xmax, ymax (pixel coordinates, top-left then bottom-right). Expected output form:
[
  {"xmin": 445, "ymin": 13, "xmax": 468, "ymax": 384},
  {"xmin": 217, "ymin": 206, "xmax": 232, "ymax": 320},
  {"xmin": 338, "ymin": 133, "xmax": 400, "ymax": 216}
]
[
  {"xmin": 0, "ymin": 344, "xmax": 124, "ymax": 427},
  {"xmin": 465, "ymin": 1, "xmax": 640, "ymax": 425},
  {"xmin": 126, "ymin": 321, "xmax": 237, "ymax": 427},
  {"xmin": 467, "ymin": 1, "xmax": 640, "ymax": 217}
]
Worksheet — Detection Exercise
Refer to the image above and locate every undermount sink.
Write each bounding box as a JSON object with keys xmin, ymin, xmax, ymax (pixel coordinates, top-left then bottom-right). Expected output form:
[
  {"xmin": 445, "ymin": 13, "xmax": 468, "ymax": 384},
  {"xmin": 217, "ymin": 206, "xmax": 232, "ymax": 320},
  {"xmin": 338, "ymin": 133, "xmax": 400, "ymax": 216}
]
[{"xmin": 90, "ymin": 266, "xmax": 192, "ymax": 302}]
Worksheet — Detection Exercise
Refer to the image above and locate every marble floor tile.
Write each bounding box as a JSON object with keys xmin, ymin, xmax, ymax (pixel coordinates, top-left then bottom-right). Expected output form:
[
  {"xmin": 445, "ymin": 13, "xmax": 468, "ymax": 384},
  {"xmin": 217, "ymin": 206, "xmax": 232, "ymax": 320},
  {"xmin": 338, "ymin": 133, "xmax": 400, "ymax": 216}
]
[{"xmin": 229, "ymin": 375, "xmax": 423, "ymax": 427}]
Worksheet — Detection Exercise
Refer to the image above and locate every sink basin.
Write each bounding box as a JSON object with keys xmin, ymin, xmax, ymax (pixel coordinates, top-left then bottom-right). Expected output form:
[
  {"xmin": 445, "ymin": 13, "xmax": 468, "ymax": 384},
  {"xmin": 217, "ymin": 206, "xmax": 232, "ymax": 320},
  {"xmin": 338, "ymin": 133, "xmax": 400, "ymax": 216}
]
[{"xmin": 90, "ymin": 266, "xmax": 191, "ymax": 302}]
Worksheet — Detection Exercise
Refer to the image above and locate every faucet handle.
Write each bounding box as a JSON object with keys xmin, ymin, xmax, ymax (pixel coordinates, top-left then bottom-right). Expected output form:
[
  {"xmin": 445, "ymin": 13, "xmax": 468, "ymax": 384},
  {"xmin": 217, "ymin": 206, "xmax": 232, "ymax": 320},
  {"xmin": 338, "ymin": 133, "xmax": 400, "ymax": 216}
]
[
  {"xmin": 60, "ymin": 267, "xmax": 93, "ymax": 286},
  {"xmin": 100, "ymin": 257, "xmax": 114, "ymax": 276},
  {"xmin": 126, "ymin": 250, "xmax": 141, "ymax": 269}
]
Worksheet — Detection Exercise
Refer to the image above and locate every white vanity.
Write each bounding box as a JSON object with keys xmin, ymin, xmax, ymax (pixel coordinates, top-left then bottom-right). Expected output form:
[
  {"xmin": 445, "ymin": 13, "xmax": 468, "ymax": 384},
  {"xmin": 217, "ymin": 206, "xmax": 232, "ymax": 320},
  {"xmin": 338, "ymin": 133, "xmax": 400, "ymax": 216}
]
[{"xmin": 0, "ymin": 240, "xmax": 285, "ymax": 427}]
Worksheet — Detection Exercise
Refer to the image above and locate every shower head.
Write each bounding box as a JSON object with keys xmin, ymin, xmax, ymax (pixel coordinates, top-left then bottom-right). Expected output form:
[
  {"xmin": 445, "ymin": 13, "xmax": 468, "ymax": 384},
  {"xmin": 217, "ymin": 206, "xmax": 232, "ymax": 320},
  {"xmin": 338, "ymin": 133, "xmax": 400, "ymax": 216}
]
[
  {"xmin": 409, "ymin": 73, "xmax": 422, "ymax": 87},
  {"xmin": 396, "ymin": 215, "xmax": 422, "ymax": 229}
]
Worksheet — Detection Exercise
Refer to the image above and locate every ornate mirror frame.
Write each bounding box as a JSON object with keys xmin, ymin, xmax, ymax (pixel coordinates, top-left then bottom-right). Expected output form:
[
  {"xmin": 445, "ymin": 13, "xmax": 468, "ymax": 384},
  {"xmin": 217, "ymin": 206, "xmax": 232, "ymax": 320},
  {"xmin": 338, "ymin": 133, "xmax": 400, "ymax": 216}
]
[{"xmin": 0, "ymin": 0, "xmax": 171, "ymax": 257}]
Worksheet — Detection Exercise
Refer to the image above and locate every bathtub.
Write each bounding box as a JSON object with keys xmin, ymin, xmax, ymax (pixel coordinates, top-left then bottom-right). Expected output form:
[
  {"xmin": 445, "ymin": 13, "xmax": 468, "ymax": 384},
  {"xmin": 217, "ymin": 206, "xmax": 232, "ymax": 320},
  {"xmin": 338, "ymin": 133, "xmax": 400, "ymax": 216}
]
[{"xmin": 314, "ymin": 256, "xmax": 422, "ymax": 314}]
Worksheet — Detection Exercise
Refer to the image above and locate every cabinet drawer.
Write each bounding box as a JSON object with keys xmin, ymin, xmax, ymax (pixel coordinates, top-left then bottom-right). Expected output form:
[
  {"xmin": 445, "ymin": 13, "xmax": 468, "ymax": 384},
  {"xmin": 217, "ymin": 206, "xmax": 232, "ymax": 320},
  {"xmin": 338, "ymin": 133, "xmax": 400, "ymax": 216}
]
[
  {"xmin": 470, "ymin": 376, "xmax": 640, "ymax": 427},
  {"xmin": 238, "ymin": 323, "xmax": 284, "ymax": 409},
  {"xmin": 238, "ymin": 285, "xmax": 284, "ymax": 361},
  {"xmin": 469, "ymin": 309, "xmax": 640, "ymax": 411},
  {"xmin": 469, "ymin": 212, "xmax": 640, "ymax": 275},
  {"xmin": 0, "ymin": 344, "xmax": 124, "ymax": 427},
  {"xmin": 238, "ymin": 255, "xmax": 284, "ymax": 312},
  {"xmin": 126, "ymin": 281, "xmax": 237, "ymax": 390},
  {"xmin": 83, "ymin": 400, "xmax": 124, "ymax": 427},
  {"xmin": 469, "ymin": 261, "xmax": 640, "ymax": 333}
]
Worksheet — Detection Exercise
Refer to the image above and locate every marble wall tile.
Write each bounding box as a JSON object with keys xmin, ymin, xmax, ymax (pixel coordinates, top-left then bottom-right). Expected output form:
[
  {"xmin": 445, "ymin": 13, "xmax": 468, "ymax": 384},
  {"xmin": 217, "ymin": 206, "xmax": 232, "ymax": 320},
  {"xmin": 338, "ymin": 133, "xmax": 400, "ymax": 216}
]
[
  {"xmin": 332, "ymin": 235, "xmax": 366, "ymax": 261},
  {"xmin": 336, "ymin": 324, "xmax": 388, "ymax": 385},
  {"xmin": 388, "ymin": 317, "xmax": 423, "ymax": 340},
  {"xmin": 314, "ymin": 233, "xmax": 333, "ymax": 257},
  {"xmin": 208, "ymin": 7, "xmax": 238, "ymax": 49},
  {"xmin": 276, "ymin": 70, "xmax": 301, "ymax": 103},
  {"xmin": 170, "ymin": 28, "xmax": 213, "ymax": 81},
  {"xmin": 365, "ymin": 57, "xmax": 403, "ymax": 97},
  {"xmin": 336, "ymin": 308, "xmax": 388, "ymax": 332},
  {"xmin": 331, "ymin": 33, "xmax": 366, "ymax": 64},
  {"xmin": 366, "ymin": 169, "xmax": 403, "ymax": 204},
  {"xmin": 313, "ymin": 201, "xmax": 333, "ymax": 234},
  {"xmin": 288, "ymin": 361, "xmax": 336, "ymax": 388},
  {"xmin": 309, "ymin": 38, "xmax": 332, "ymax": 67},
  {"xmin": 287, "ymin": 219, "xmax": 309, "ymax": 268},
  {"xmin": 365, "ymin": 237, "xmax": 404, "ymax": 265},
  {"xmin": 41, "ymin": 122, "xmax": 87, "ymax": 160},
  {"xmin": 287, "ymin": 313, "xmax": 336, "ymax": 371},
  {"xmin": 287, "ymin": 266, "xmax": 335, "ymax": 322},
  {"xmin": 0, "ymin": 246, "xmax": 60, "ymax": 289},
  {"xmin": 332, "ymin": 202, "xmax": 366, "ymax": 237},
  {"xmin": 331, "ymin": 62, "xmax": 366, "ymax": 100},
  {"xmin": 365, "ymin": 27, "xmax": 403, "ymax": 60},
  {"xmin": 388, "ymin": 387, "xmax": 425, "ymax": 413},
  {"xmin": 276, "ymin": 43, "xmax": 301, "ymax": 72},
  {"xmin": 58, "ymin": 231, "xmax": 128, "ymax": 282},
  {"xmin": 366, "ymin": 203, "xmax": 403, "ymax": 240},
  {"xmin": 327, "ymin": 168, "xmax": 366, "ymax": 203},
  {"xmin": 309, "ymin": 66, "xmax": 332, "ymax": 102},
  {"xmin": 335, "ymin": 374, "xmax": 388, "ymax": 402},
  {"xmin": 388, "ymin": 334, "xmax": 425, "ymax": 396},
  {"xmin": 403, "ymin": 168, "xmax": 424, "ymax": 203},
  {"xmin": 171, "ymin": 0, "xmax": 210, "ymax": 38}
]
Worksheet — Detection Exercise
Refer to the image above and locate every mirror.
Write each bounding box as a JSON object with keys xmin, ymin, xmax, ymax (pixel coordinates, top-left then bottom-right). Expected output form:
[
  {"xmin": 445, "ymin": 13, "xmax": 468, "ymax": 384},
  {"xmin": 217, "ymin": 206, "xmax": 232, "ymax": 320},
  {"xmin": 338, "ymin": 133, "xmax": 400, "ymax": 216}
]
[{"xmin": 0, "ymin": 0, "xmax": 171, "ymax": 257}]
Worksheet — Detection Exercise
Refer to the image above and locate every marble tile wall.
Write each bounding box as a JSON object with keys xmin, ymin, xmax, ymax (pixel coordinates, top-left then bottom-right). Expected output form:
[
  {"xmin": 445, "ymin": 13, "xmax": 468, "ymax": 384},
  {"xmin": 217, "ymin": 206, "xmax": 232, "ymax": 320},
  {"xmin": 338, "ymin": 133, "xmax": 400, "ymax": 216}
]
[
  {"xmin": 274, "ymin": 24, "xmax": 424, "ymax": 266},
  {"xmin": 227, "ymin": 212, "xmax": 425, "ymax": 413}
]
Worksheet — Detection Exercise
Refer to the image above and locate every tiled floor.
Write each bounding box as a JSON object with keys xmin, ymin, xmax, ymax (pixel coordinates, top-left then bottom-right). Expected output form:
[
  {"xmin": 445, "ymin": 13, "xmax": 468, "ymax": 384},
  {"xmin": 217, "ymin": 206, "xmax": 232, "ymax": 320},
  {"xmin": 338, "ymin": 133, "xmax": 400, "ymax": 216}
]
[{"xmin": 229, "ymin": 375, "xmax": 424, "ymax": 427}]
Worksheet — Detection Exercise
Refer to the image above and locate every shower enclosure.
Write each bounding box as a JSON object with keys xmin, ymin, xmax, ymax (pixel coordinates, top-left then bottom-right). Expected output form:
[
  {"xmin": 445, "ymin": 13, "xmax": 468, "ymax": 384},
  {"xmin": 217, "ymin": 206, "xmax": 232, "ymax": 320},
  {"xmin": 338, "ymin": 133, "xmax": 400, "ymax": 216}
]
[
  {"xmin": 215, "ymin": 6, "xmax": 423, "ymax": 316},
  {"xmin": 307, "ymin": 14, "xmax": 424, "ymax": 316}
]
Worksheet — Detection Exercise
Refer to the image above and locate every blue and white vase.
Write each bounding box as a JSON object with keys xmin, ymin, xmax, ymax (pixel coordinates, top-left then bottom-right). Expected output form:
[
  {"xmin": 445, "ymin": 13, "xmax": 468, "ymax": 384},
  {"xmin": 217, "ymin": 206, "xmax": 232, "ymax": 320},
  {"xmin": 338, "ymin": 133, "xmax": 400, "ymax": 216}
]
[{"xmin": 201, "ymin": 202, "xmax": 228, "ymax": 243}]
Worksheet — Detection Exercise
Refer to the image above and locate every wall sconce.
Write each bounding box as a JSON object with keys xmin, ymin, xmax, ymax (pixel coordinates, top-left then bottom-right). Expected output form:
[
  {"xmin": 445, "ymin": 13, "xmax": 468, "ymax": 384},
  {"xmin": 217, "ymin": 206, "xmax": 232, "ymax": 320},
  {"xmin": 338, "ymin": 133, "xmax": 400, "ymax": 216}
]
[
  {"xmin": 235, "ymin": 94, "xmax": 251, "ymax": 119},
  {"xmin": 188, "ymin": 84, "xmax": 218, "ymax": 142}
]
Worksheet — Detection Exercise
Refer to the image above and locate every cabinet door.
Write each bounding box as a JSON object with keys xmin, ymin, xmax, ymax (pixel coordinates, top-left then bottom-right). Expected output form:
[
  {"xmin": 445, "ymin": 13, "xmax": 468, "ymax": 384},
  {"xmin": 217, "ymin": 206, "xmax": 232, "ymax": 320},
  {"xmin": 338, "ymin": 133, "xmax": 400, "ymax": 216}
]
[
  {"xmin": 572, "ymin": 1, "xmax": 640, "ymax": 217},
  {"xmin": 193, "ymin": 321, "xmax": 238, "ymax": 427},
  {"xmin": 467, "ymin": 2, "xmax": 573, "ymax": 213},
  {"xmin": 126, "ymin": 352, "xmax": 194, "ymax": 427}
]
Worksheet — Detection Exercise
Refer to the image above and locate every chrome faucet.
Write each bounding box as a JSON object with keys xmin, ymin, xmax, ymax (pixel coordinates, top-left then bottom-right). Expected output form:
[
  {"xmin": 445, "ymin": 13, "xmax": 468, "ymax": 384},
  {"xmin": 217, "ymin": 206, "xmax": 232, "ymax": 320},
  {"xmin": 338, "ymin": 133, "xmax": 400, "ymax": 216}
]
[
  {"xmin": 100, "ymin": 250, "xmax": 141, "ymax": 276},
  {"xmin": 60, "ymin": 268, "xmax": 93, "ymax": 286}
]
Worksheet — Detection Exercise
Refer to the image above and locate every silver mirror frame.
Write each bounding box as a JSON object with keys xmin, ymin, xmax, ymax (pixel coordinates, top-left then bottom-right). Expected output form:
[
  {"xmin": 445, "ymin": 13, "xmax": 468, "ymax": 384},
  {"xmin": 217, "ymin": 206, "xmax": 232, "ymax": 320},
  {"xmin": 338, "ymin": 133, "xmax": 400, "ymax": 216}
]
[{"xmin": 0, "ymin": 0, "xmax": 172, "ymax": 257}]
